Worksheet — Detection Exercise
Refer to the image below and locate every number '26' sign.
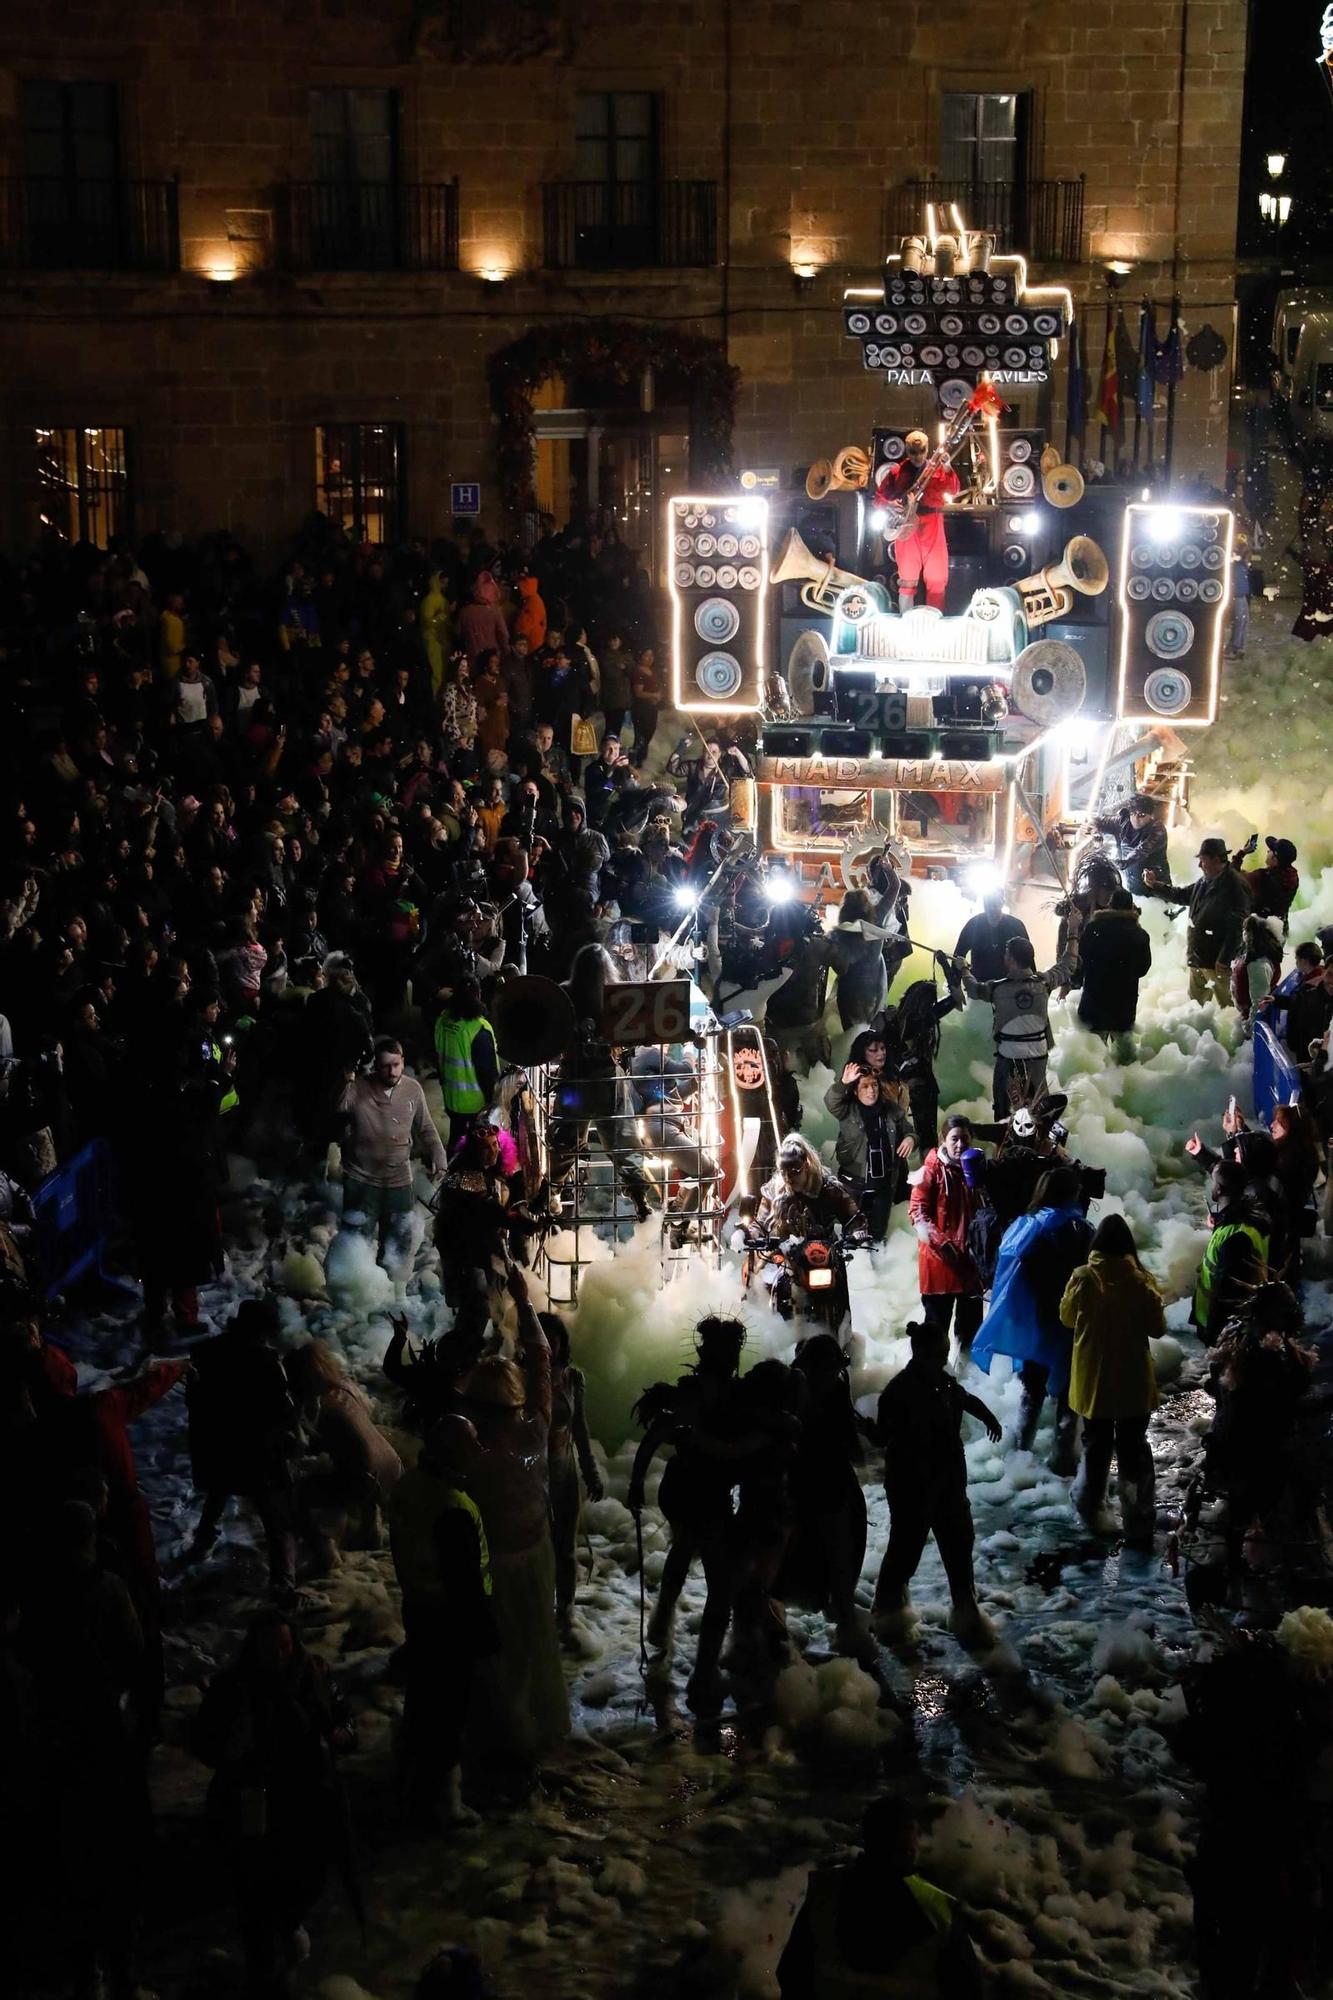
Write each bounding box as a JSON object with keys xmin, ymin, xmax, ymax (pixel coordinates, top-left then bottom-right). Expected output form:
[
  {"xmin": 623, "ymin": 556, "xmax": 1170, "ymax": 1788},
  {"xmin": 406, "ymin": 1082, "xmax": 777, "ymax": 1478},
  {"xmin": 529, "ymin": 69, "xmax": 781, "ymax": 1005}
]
[{"xmin": 602, "ymin": 979, "xmax": 692, "ymax": 1047}]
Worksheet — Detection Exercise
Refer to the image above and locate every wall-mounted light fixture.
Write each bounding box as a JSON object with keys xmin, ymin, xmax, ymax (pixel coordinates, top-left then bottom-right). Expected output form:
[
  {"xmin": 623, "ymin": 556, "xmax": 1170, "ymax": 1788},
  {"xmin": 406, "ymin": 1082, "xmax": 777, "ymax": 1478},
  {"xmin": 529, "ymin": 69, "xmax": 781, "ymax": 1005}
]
[
  {"xmin": 792, "ymin": 259, "xmax": 818, "ymax": 293},
  {"xmin": 1266, "ymin": 151, "xmax": 1287, "ymax": 179}
]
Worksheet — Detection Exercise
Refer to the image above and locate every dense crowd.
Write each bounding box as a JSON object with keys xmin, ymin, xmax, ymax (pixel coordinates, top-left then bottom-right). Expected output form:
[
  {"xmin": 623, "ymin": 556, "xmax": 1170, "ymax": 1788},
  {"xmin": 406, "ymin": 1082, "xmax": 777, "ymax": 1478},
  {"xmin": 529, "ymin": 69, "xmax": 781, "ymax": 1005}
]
[{"xmin": 1, "ymin": 514, "xmax": 1331, "ymax": 2000}]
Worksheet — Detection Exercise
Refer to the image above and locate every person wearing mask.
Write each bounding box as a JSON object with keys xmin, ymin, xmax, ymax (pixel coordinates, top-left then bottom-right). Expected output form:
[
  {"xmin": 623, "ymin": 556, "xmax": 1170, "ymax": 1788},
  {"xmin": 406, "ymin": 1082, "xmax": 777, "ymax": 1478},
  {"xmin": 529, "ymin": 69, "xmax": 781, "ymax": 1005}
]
[
  {"xmin": 389, "ymin": 1412, "xmax": 498, "ymax": 1829},
  {"xmin": 432, "ymin": 976, "xmax": 498, "ymax": 1149},
  {"xmin": 971, "ymin": 1165, "xmax": 1093, "ymax": 1468},
  {"xmin": 964, "ymin": 920, "xmax": 1081, "ymax": 1119},
  {"xmin": 951, "ymin": 887, "xmax": 1030, "ymax": 984},
  {"xmin": 338, "ymin": 1038, "xmax": 447, "ymax": 1293},
  {"xmin": 1061, "ymin": 1214, "xmax": 1163, "ymax": 1543},
  {"xmin": 875, "ymin": 972, "xmax": 965, "ymax": 1153},
  {"xmin": 828, "ymin": 888, "xmax": 898, "ymax": 1031},
  {"xmin": 1077, "ymin": 888, "xmax": 1152, "ymax": 1059},
  {"xmin": 1093, "ymin": 794, "xmax": 1169, "ymax": 894},
  {"xmin": 909, "ymin": 1115, "xmax": 985, "ymax": 1352},
  {"xmin": 191, "ymin": 1611, "xmax": 354, "ymax": 1990},
  {"xmin": 870, "ymin": 1319, "xmax": 1001, "ymax": 1647},
  {"xmin": 824, "ymin": 1061, "xmax": 915, "ymax": 1241},
  {"xmin": 1143, "ymin": 837, "xmax": 1252, "ymax": 1008},
  {"xmin": 1232, "ymin": 834, "xmax": 1300, "ymax": 931},
  {"xmin": 778, "ymin": 1796, "xmax": 984, "ymax": 1999},
  {"xmin": 875, "ymin": 429, "xmax": 960, "ymax": 611}
]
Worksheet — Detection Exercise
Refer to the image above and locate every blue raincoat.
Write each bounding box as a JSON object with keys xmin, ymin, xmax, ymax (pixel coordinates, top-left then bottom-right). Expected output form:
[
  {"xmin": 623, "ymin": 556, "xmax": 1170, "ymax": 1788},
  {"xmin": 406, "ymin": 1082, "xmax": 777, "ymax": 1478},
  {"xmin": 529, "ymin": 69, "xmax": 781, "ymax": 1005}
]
[{"xmin": 971, "ymin": 1204, "xmax": 1093, "ymax": 1396}]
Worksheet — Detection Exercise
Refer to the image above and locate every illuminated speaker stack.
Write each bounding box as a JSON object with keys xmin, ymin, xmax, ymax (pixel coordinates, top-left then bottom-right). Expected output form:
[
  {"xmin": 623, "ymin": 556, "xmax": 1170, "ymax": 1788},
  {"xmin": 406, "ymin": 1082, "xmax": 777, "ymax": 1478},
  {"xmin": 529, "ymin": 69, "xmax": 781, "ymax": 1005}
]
[
  {"xmin": 994, "ymin": 430, "xmax": 1047, "ymax": 502},
  {"xmin": 1116, "ymin": 503, "xmax": 1234, "ymax": 727},
  {"xmin": 669, "ymin": 496, "xmax": 769, "ymax": 714}
]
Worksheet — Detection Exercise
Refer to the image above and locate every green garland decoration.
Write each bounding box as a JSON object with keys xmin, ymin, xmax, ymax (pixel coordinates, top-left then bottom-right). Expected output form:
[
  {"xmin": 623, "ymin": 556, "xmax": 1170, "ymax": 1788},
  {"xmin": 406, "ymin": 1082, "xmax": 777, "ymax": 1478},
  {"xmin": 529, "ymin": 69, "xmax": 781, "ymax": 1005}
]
[{"xmin": 488, "ymin": 319, "xmax": 739, "ymax": 516}]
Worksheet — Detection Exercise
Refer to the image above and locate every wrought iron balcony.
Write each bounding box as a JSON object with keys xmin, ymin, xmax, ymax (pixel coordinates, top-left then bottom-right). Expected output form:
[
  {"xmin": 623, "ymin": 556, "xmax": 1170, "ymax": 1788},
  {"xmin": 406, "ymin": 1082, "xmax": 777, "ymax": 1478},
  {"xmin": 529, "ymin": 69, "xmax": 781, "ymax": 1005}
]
[
  {"xmin": 0, "ymin": 176, "xmax": 180, "ymax": 272},
  {"xmin": 277, "ymin": 180, "xmax": 460, "ymax": 272},
  {"xmin": 542, "ymin": 180, "xmax": 718, "ymax": 271},
  {"xmin": 885, "ymin": 178, "xmax": 1086, "ymax": 266}
]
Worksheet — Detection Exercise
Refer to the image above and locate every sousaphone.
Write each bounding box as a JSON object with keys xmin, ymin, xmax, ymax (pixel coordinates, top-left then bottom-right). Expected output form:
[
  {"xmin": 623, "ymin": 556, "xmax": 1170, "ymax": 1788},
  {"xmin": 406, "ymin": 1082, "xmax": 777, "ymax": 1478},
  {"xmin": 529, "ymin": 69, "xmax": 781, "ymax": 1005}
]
[
  {"xmin": 491, "ymin": 974, "xmax": 577, "ymax": 1065},
  {"xmin": 804, "ymin": 444, "xmax": 872, "ymax": 501}
]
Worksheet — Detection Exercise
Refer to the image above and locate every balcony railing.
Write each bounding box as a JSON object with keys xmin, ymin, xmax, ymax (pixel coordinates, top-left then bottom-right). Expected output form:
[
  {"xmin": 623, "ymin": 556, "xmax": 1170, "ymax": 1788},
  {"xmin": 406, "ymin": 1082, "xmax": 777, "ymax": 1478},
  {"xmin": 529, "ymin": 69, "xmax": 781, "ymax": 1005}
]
[
  {"xmin": 885, "ymin": 178, "xmax": 1086, "ymax": 266},
  {"xmin": 542, "ymin": 180, "xmax": 717, "ymax": 270},
  {"xmin": 0, "ymin": 177, "xmax": 180, "ymax": 272},
  {"xmin": 277, "ymin": 181, "xmax": 460, "ymax": 272}
]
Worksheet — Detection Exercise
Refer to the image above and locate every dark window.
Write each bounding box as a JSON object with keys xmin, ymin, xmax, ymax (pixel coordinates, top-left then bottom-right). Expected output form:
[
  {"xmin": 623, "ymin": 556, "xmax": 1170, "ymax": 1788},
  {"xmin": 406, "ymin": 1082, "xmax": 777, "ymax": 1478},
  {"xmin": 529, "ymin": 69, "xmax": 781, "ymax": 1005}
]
[
  {"xmin": 21, "ymin": 81, "xmax": 122, "ymax": 267},
  {"xmin": 571, "ymin": 92, "xmax": 658, "ymax": 266},
  {"xmin": 1288, "ymin": 326, "xmax": 1302, "ymax": 364},
  {"xmin": 314, "ymin": 424, "xmax": 402, "ymax": 545},
  {"xmin": 36, "ymin": 426, "xmax": 130, "ymax": 546},
  {"xmin": 307, "ymin": 89, "xmax": 399, "ymax": 268},
  {"xmin": 940, "ymin": 92, "xmax": 1028, "ymax": 188}
]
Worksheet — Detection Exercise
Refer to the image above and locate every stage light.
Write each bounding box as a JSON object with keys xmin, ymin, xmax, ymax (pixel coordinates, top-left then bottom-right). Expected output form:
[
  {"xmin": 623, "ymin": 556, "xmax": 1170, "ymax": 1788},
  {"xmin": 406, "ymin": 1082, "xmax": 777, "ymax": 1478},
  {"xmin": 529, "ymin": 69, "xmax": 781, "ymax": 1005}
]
[
  {"xmin": 1020, "ymin": 511, "xmax": 1040, "ymax": 533},
  {"xmin": 963, "ymin": 862, "xmax": 1002, "ymax": 898},
  {"xmin": 764, "ymin": 873, "xmax": 797, "ymax": 905},
  {"xmin": 733, "ymin": 498, "xmax": 768, "ymax": 526},
  {"xmin": 868, "ymin": 506, "xmax": 889, "ymax": 531},
  {"xmin": 673, "ymin": 884, "xmax": 700, "ymax": 911},
  {"xmin": 1146, "ymin": 509, "xmax": 1182, "ymax": 543}
]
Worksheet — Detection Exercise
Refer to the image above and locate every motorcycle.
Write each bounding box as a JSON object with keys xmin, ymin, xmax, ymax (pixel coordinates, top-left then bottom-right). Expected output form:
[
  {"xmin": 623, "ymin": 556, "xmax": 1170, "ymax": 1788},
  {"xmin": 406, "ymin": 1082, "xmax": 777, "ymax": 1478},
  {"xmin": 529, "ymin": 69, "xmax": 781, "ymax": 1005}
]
[{"xmin": 738, "ymin": 1228, "xmax": 864, "ymax": 1332}]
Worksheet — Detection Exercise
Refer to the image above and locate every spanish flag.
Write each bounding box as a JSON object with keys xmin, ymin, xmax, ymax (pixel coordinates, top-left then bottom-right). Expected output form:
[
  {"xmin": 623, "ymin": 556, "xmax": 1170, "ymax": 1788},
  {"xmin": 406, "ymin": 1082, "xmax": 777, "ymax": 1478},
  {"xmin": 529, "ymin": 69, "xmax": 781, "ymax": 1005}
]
[{"xmin": 1097, "ymin": 315, "xmax": 1119, "ymax": 434}]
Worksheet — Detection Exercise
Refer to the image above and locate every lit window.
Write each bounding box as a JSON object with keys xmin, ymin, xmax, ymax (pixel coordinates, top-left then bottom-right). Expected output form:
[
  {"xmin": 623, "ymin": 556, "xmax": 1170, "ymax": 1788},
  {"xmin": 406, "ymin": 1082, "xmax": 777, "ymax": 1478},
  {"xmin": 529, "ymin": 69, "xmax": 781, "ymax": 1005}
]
[
  {"xmin": 314, "ymin": 424, "xmax": 403, "ymax": 544},
  {"xmin": 35, "ymin": 424, "xmax": 129, "ymax": 544}
]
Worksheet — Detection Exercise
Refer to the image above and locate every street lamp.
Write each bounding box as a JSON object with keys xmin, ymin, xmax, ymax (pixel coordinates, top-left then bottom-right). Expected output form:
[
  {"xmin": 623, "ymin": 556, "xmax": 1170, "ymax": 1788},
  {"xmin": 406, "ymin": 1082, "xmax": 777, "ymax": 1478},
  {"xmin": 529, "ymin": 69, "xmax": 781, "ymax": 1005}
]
[
  {"xmin": 1266, "ymin": 151, "xmax": 1288, "ymax": 179},
  {"xmin": 1278, "ymin": 194, "xmax": 1293, "ymax": 225}
]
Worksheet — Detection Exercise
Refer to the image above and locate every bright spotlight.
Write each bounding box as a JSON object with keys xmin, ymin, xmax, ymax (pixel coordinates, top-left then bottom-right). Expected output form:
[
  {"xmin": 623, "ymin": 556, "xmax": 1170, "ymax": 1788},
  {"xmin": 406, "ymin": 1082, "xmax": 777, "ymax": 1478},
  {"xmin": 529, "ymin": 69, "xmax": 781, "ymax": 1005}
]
[
  {"xmin": 1020, "ymin": 511, "xmax": 1040, "ymax": 533},
  {"xmin": 962, "ymin": 862, "xmax": 1003, "ymax": 899},
  {"xmin": 764, "ymin": 872, "xmax": 798, "ymax": 905},
  {"xmin": 673, "ymin": 884, "xmax": 700, "ymax": 911},
  {"xmin": 734, "ymin": 498, "xmax": 768, "ymax": 526},
  {"xmin": 1146, "ymin": 509, "xmax": 1183, "ymax": 543},
  {"xmin": 868, "ymin": 507, "xmax": 889, "ymax": 531}
]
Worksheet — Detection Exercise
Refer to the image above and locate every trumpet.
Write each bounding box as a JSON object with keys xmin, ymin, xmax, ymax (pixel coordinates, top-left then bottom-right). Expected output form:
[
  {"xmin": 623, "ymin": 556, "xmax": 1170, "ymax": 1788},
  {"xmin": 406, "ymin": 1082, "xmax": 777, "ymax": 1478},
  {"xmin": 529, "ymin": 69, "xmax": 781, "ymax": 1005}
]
[{"xmin": 770, "ymin": 528, "xmax": 877, "ymax": 615}]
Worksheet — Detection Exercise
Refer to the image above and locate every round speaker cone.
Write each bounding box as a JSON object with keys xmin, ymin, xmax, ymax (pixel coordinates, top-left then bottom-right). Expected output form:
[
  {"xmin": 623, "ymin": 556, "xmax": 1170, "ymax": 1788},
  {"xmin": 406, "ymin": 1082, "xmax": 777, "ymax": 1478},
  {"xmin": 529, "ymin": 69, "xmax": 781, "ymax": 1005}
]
[
  {"xmin": 695, "ymin": 563, "xmax": 717, "ymax": 588},
  {"xmin": 1002, "ymin": 542, "xmax": 1028, "ymax": 571},
  {"xmin": 1002, "ymin": 464, "xmax": 1037, "ymax": 498},
  {"xmin": 739, "ymin": 533, "xmax": 761, "ymax": 558},
  {"xmin": 1032, "ymin": 311, "xmax": 1060, "ymax": 336},
  {"xmin": 716, "ymin": 563, "xmax": 738, "ymax": 589},
  {"xmin": 882, "ymin": 436, "xmax": 906, "ymax": 460},
  {"xmin": 738, "ymin": 565, "xmax": 761, "ymax": 590},
  {"xmin": 697, "ymin": 652, "xmax": 743, "ymax": 698},
  {"xmin": 674, "ymin": 562, "xmax": 696, "ymax": 588},
  {"xmin": 962, "ymin": 344, "xmax": 985, "ymax": 366},
  {"xmin": 1127, "ymin": 575, "xmax": 1152, "ymax": 601},
  {"xmin": 1202, "ymin": 546, "xmax": 1224, "ymax": 570},
  {"xmin": 1178, "ymin": 544, "xmax": 1201, "ymax": 569},
  {"xmin": 979, "ymin": 313, "xmax": 1001, "ymax": 334},
  {"xmin": 1151, "ymin": 577, "xmax": 1175, "ymax": 601},
  {"xmin": 919, "ymin": 344, "xmax": 944, "ymax": 366},
  {"xmin": 716, "ymin": 533, "xmax": 739, "ymax": 558},
  {"xmin": 940, "ymin": 314, "xmax": 964, "ymax": 336},
  {"xmin": 1198, "ymin": 578, "xmax": 1224, "ymax": 604},
  {"xmin": 674, "ymin": 533, "xmax": 693, "ymax": 556},
  {"xmin": 1004, "ymin": 346, "xmax": 1029, "ymax": 368},
  {"xmin": 904, "ymin": 313, "xmax": 928, "ymax": 335},
  {"xmin": 848, "ymin": 311, "xmax": 871, "ymax": 334},
  {"xmin": 1176, "ymin": 578, "xmax": 1199, "ymax": 602},
  {"xmin": 1144, "ymin": 667, "xmax": 1193, "ymax": 716},
  {"xmin": 1145, "ymin": 609, "xmax": 1195, "ymax": 659},
  {"xmin": 1008, "ymin": 437, "xmax": 1034, "ymax": 462},
  {"xmin": 695, "ymin": 598, "xmax": 740, "ymax": 644}
]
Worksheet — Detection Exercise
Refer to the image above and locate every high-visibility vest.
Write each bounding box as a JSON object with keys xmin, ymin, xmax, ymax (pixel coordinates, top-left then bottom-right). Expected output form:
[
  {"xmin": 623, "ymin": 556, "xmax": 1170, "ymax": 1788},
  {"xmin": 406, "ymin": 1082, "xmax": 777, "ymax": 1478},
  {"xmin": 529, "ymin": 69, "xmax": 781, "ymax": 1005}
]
[
  {"xmin": 799, "ymin": 1868, "xmax": 954, "ymax": 1996},
  {"xmin": 1193, "ymin": 1220, "xmax": 1268, "ymax": 1333},
  {"xmin": 206, "ymin": 1038, "xmax": 240, "ymax": 1116},
  {"xmin": 389, "ymin": 1470, "xmax": 491, "ymax": 1604},
  {"xmin": 434, "ymin": 1012, "xmax": 493, "ymax": 1113}
]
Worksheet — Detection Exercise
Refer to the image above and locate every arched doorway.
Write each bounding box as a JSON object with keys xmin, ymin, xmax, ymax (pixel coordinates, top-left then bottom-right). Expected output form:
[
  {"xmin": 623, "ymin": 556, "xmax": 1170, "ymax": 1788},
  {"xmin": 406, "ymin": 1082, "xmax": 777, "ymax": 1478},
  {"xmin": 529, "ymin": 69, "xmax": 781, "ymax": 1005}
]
[{"xmin": 489, "ymin": 319, "xmax": 737, "ymax": 585}]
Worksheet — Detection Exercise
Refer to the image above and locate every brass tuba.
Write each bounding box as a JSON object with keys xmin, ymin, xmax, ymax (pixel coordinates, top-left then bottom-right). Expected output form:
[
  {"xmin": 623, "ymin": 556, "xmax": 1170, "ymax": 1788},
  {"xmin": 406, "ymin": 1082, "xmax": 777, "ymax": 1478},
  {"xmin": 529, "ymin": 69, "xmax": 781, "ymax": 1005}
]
[
  {"xmin": 804, "ymin": 445, "xmax": 872, "ymax": 501},
  {"xmin": 1016, "ymin": 536, "xmax": 1109, "ymax": 628},
  {"xmin": 770, "ymin": 527, "xmax": 875, "ymax": 614}
]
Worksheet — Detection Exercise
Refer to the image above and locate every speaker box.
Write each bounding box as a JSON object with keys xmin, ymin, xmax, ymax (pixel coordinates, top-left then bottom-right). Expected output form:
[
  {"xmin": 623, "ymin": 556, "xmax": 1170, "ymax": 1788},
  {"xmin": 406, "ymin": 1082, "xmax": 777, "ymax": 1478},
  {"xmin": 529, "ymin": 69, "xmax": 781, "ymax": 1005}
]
[
  {"xmin": 989, "ymin": 502, "xmax": 1056, "ymax": 587},
  {"xmin": 669, "ymin": 495, "xmax": 770, "ymax": 713},
  {"xmin": 995, "ymin": 429, "xmax": 1047, "ymax": 502},
  {"xmin": 1040, "ymin": 619, "xmax": 1112, "ymax": 720},
  {"xmin": 1116, "ymin": 503, "xmax": 1233, "ymax": 728}
]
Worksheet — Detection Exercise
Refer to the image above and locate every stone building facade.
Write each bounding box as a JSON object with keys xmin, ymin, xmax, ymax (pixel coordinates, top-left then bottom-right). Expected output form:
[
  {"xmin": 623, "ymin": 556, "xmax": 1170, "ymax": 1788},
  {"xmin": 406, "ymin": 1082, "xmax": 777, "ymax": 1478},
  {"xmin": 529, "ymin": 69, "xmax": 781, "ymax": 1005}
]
[{"xmin": 0, "ymin": 0, "xmax": 1247, "ymax": 561}]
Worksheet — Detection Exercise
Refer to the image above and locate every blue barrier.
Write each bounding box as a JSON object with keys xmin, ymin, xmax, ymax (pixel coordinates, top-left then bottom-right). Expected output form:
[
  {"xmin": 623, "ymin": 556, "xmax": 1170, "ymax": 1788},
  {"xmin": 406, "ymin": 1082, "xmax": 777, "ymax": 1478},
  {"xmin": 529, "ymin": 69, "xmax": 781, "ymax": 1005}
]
[
  {"xmin": 1252, "ymin": 1020, "xmax": 1302, "ymax": 1128},
  {"xmin": 31, "ymin": 1138, "xmax": 116, "ymax": 1297}
]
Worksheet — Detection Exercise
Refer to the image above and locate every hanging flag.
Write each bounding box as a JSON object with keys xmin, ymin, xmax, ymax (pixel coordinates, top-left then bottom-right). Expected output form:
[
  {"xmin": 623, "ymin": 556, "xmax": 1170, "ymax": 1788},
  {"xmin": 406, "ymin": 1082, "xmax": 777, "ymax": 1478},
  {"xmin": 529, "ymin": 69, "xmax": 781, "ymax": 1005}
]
[
  {"xmin": 1136, "ymin": 302, "xmax": 1157, "ymax": 422},
  {"xmin": 1154, "ymin": 311, "xmax": 1185, "ymax": 384},
  {"xmin": 1097, "ymin": 316, "xmax": 1119, "ymax": 433},
  {"xmin": 1066, "ymin": 316, "xmax": 1087, "ymax": 441}
]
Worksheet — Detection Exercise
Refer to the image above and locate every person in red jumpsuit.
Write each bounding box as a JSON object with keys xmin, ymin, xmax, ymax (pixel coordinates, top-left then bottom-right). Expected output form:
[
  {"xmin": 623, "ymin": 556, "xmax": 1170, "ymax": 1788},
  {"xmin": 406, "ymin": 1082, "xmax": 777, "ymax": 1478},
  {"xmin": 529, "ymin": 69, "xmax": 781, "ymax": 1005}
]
[{"xmin": 875, "ymin": 430, "xmax": 959, "ymax": 612}]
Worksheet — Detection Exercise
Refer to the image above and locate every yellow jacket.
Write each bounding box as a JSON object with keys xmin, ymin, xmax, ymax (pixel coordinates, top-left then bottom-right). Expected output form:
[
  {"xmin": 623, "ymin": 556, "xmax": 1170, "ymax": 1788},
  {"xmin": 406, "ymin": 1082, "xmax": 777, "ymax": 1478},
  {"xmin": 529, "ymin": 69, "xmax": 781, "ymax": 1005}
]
[{"xmin": 1061, "ymin": 1251, "xmax": 1163, "ymax": 1421}]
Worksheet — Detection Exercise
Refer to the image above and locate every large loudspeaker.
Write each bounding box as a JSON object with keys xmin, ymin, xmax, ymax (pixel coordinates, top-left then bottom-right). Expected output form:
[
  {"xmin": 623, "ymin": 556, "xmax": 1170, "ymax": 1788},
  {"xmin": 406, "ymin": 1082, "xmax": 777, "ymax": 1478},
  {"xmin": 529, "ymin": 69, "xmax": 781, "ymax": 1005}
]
[
  {"xmin": 994, "ymin": 429, "xmax": 1047, "ymax": 502},
  {"xmin": 1116, "ymin": 503, "xmax": 1234, "ymax": 727},
  {"xmin": 669, "ymin": 495, "xmax": 770, "ymax": 713}
]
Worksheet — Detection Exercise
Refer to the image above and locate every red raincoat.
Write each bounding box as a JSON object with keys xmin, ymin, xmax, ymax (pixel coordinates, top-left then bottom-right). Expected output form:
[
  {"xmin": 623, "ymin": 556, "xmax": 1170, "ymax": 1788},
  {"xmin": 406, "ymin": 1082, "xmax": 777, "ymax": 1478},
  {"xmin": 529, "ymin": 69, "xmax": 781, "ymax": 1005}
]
[{"xmin": 909, "ymin": 1147, "xmax": 982, "ymax": 1296}]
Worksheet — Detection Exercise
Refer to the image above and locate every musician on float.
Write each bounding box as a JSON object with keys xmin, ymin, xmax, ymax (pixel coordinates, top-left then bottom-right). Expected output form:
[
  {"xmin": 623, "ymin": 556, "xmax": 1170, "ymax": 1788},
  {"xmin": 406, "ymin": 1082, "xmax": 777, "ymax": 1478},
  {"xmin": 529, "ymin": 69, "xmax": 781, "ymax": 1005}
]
[{"xmin": 874, "ymin": 430, "xmax": 959, "ymax": 614}]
